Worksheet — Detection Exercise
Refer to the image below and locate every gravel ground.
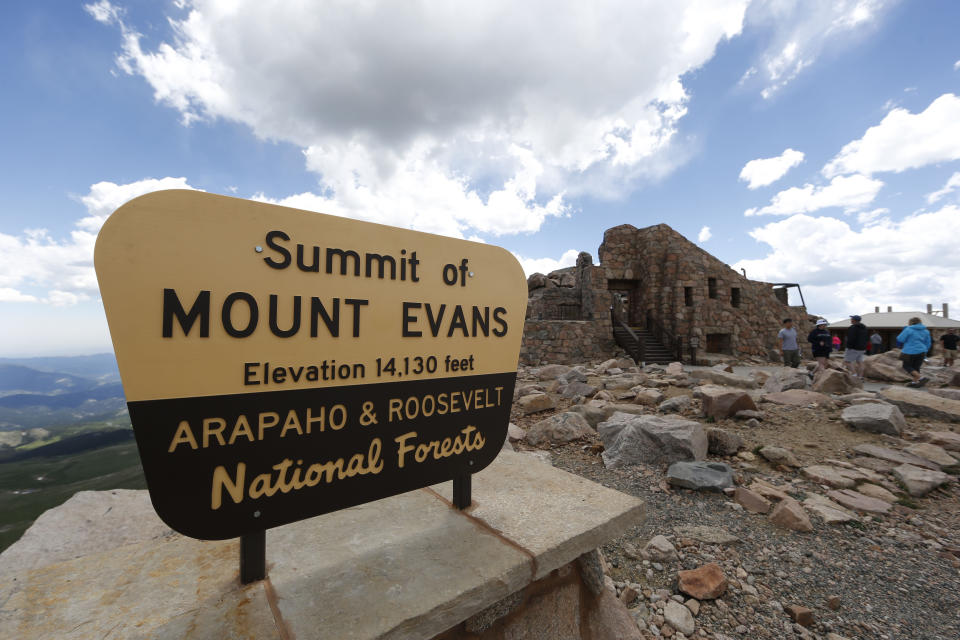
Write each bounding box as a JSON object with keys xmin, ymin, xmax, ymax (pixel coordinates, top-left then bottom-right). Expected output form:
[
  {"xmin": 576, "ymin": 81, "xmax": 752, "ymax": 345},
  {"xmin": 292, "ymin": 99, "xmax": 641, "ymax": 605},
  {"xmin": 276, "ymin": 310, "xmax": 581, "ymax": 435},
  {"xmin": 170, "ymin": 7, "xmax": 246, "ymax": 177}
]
[{"xmin": 540, "ymin": 441, "xmax": 960, "ymax": 640}]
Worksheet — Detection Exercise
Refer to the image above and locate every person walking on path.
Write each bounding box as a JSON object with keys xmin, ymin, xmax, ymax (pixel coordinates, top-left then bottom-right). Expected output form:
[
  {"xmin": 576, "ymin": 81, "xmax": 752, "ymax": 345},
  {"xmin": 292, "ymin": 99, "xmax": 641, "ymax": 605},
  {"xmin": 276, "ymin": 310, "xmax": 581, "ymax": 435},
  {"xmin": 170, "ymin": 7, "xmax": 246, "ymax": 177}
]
[
  {"xmin": 870, "ymin": 330, "xmax": 883, "ymax": 355},
  {"xmin": 897, "ymin": 317, "xmax": 932, "ymax": 387},
  {"xmin": 778, "ymin": 318, "xmax": 801, "ymax": 368},
  {"xmin": 844, "ymin": 315, "xmax": 869, "ymax": 379},
  {"xmin": 808, "ymin": 319, "xmax": 833, "ymax": 379},
  {"xmin": 941, "ymin": 328, "xmax": 958, "ymax": 367}
]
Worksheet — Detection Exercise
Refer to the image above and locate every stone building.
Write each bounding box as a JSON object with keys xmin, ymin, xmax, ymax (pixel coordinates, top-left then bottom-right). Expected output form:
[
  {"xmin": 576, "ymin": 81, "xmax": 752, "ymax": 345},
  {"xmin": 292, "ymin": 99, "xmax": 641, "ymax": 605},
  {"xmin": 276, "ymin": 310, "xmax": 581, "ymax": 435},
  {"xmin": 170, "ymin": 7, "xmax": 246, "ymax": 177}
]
[{"xmin": 521, "ymin": 223, "xmax": 807, "ymax": 366}]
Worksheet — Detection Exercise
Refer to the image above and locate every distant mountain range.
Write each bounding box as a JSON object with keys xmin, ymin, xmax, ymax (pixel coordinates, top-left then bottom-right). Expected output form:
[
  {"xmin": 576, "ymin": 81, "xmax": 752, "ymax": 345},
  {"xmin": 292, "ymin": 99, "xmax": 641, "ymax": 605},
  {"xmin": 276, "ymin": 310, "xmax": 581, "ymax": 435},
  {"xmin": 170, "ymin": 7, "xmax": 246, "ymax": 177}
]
[{"xmin": 0, "ymin": 354, "xmax": 127, "ymax": 431}]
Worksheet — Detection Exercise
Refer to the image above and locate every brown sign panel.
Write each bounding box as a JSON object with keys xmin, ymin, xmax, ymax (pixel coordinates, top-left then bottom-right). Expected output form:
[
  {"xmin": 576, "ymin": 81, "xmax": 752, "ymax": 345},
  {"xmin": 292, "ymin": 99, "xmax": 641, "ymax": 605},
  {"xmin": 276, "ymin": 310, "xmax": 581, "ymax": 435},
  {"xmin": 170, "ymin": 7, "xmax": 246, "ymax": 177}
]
[{"xmin": 95, "ymin": 191, "xmax": 527, "ymax": 540}]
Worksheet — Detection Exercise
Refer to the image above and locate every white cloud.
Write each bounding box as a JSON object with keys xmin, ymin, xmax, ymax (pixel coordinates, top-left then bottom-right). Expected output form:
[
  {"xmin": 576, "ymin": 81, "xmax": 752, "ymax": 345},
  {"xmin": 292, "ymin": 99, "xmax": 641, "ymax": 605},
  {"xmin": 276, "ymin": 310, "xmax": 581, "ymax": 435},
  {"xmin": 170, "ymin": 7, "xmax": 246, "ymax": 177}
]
[
  {"xmin": 744, "ymin": 174, "xmax": 883, "ymax": 216},
  {"xmin": 513, "ymin": 249, "xmax": 580, "ymax": 277},
  {"xmin": 823, "ymin": 93, "xmax": 960, "ymax": 177},
  {"xmin": 697, "ymin": 226, "xmax": 712, "ymax": 243},
  {"xmin": 92, "ymin": 0, "xmax": 750, "ymax": 236},
  {"xmin": 734, "ymin": 207, "xmax": 960, "ymax": 319},
  {"xmin": 856, "ymin": 207, "xmax": 889, "ymax": 224},
  {"xmin": 739, "ymin": 148, "xmax": 805, "ymax": 189},
  {"xmin": 83, "ymin": 1, "xmax": 121, "ymax": 25},
  {"xmin": 926, "ymin": 171, "xmax": 960, "ymax": 204},
  {"xmin": 0, "ymin": 177, "xmax": 197, "ymax": 305},
  {"xmin": 744, "ymin": 0, "xmax": 895, "ymax": 99},
  {"xmin": 954, "ymin": 59, "xmax": 960, "ymax": 70}
]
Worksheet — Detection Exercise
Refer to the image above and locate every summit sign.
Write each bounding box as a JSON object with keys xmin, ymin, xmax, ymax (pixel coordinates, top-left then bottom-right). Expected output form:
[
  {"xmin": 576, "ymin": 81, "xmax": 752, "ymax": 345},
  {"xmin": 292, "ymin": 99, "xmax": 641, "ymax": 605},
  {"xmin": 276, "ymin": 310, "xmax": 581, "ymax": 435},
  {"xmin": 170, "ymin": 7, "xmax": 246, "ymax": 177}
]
[{"xmin": 95, "ymin": 191, "xmax": 527, "ymax": 541}]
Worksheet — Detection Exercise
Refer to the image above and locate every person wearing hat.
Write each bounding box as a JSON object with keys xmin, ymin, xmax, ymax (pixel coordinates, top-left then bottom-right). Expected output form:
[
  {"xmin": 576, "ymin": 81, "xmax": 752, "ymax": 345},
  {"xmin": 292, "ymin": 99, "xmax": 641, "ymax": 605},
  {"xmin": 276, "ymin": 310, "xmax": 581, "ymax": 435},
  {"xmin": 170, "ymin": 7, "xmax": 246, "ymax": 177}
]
[
  {"xmin": 807, "ymin": 318, "xmax": 832, "ymax": 378},
  {"xmin": 845, "ymin": 314, "xmax": 869, "ymax": 379}
]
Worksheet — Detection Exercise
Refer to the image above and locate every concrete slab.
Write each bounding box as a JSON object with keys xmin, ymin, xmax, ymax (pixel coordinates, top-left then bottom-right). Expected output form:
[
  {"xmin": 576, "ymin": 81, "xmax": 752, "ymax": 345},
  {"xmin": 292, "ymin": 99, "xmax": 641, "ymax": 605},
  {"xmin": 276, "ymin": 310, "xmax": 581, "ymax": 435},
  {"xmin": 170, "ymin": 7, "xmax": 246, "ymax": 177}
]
[
  {"xmin": 0, "ymin": 450, "xmax": 644, "ymax": 640},
  {"xmin": 432, "ymin": 450, "xmax": 645, "ymax": 580}
]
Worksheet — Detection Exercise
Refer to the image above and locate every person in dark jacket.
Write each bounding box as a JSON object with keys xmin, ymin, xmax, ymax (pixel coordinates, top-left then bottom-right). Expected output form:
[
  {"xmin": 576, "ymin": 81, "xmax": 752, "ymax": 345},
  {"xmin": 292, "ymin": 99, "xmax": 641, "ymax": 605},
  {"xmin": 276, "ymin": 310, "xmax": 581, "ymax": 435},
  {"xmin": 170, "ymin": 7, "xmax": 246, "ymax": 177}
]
[
  {"xmin": 897, "ymin": 317, "xmax": 932, "ymax": 387},
  {"xmin": 807, "ymin": 319, "xmax": 832, "ymax": 379},
  {"xmin": 844, "ymin": 315, "xmax": 869, "ymax": 379}
]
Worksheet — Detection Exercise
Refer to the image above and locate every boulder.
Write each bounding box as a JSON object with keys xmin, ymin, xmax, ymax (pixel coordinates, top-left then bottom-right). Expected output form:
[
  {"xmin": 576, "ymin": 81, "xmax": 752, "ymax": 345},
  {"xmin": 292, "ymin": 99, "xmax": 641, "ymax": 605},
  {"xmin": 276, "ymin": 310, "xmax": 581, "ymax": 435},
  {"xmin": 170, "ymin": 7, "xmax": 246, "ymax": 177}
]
[
  {"xmin": 598, "ymin": 358, "xmax": 620, "ymax": 373},
  {"xmin": 663, "ymin": 600, "xmax": 696, "ymax": 636},
  {"xmin": 707, "ymin": 428, "xmax": 744, "ymax": 456},
  {"xmin": 762, "ymin": 389, "xmax": 834, "ymax": 408},
  {"xmin": 507, "ymin": 423, "xmax": 526, "ymax": 442},
  {"xmin": 558, "ymin": 272, "xmax": 576, "ymax": 287},
  {"xmin": 812, "ymin": 369, "xmax": 860, "ymax": 394},
  {"xmin": 853, "ymin": 444, "xmax": 940, "ymax": 470},
  {"xmin": 761, "ymin": 368, "xmax": 809, "ymax": 393},
  {"xmin": 666, "ymin": 362, "xmax": 684, "ymax": 376},
  {"xmin": 537, "ymin": 364, "xmax": 571, "ymax": 381},
  {"xmin": 598, "ymin": 413, "xmax": 707, "ymax": 468},
  {"xmin": 893, "ymin": 464, "xmax": 952, "ymax": 497},
  {"xmin": 759, "ymin": 445, "xmax": 801, "ymax": 467},
  {"xmin": 928, "ymin": 388, "xmax": 960, "ymax": 401},
  {"xmin": 696, "ymin": 385, "xmax": 758, "ymax": 419},
  {"xmin": 863, "ymin": 353, "xmax": 913, "ymax": 382},
  {"xmin": 559, "ymin": 381, "xmax": 599, "ymax": 399},
  {"xmin": 850, "ymin": 483, "xmax": 897, "ymax": 503},
  {"xmin": 689, "ymin": 369, "xmax": 757, "ymax": 389},
  {"xmin": 558, "ymin": 368, "xmax": 588, "ymax": 385},
  {"xmin": 768, "ymin": 497, "xmax": 813, "ymax": 532},
  {"xmin": 879, "ymin": 386, "xmax": 960, "ymax": 423},
  {"xmin": 658, "ymin": 395, "xmax": 692, "ymax": 413},
  {"xmin": 802, "ymin": 494, "xmax": 859, "ymax": 524},
  {"xmin": 923, "ymin": 431, "xmax": 960, "ymax": 453},
  {"xmin": 801, "ymin": 465, "xmax": 856, "ymax": 489},
  {"xmin": 677, "ymin": 563, "xmax": 728, "ymax": 600},
  {"xmin": 666, "ymin": 461, "xmax": 734, "ymax": 491},
  {"xmin": 633, "ymin": 388, "xmax": 666, "ymax": 406},
  {"xmin": 904, "ymin": 443, "xmax": 958, "ymax": 468},
  {"xmin": 567, "ymin": 403, "xmax": 607, "ymax": 428},
  {"xmin": 840, "ymin": 403, "xmax": 905, "ymax": 436},
  {"xmin": 643, "ymin": 535, "xmax": 677, "ymax": 562},
  {"xmin": 733, "ymin": 487, "xmax": 771, "ymax": 514},
  {"xmin": 516, "ymin": 392, "xmax": 557, "ymax": 415},
  {"xmin": 825, "ymin": 489, "xmax": 892, "ymax": 515},
  {"xmin": 525, "ymin": 412, "xmax": 593, "ymax": 446}
]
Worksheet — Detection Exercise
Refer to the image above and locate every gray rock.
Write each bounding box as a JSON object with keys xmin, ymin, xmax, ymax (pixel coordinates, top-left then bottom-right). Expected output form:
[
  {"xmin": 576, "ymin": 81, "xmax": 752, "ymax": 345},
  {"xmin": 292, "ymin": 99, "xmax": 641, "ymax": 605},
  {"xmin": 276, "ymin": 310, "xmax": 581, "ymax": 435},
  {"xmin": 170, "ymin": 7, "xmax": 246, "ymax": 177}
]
[
  {"xmin": 853, "ymin": 443, "xmax": 940, "ymax": 470},
  {"xmin": 666, "ymin": 461, "xmax": 734, "ymax": 491},
  {"xmin": 643, "ymin": 535, "xmax": 677, "ymax": 562},
  {"xmin": 560, "ymin": 381, "xmax": 599, "ymax": 399},
  {"xmin": 516, "ymin": 392, "xmax": 557, "ymax": 415},
  {"xmin": 537, "ymin": 363, "xmax": 571, "ymax": 380},
  {"xmin": 576, "ymin": 549, "xmax": 606, "ymax": 596},
  {"xmin": 695, "ymin": 385, "xmax": 758, "ymax": 419},
  {"xmin": 689, "ymin": 369, "xmax": 757, "ymax": 389},
  {"xmin": 904, "ymin": 443, "xmax": 958, "ymax": 467},
  {"xmin": 840, "ymin": 403, "xmax": 906, "ymax": 436},
  {"xmin": 707, "ymin": 428, "xmax": 744, "ymax": 456},
  {"xmin": 507, "ymin": 423, "xmax": 526, "ymax": 442},
  {"xmin": 658, "ymin": 395, "xmax": 692, "ymax": 413},
  {"xmin": 812, "ymin": 369, "xmax": 860, "ymax": 394},
  {"xmin": 598, "ymin": 413, "xmax": 708, "ymax": 468},
  {"xmin": 761, "ymin": 368, "xmax": 809, "ymax": 393},
  {"xmin": 567, "ymin": 403, "xmax": 607, "ymax": 428},
  {"xmin": 880, "ymin": 386, "xmax": 960, "ymax": 423},
  {"xmin": 526, "ymin": 412, "xmax": 593, "ymax": 446},
  {"xmin": 664, "ymin": 599, "xmax": 696, "ymax": 636},
  {"xmin": 759, "ymin": 445, "xmax": 801, "ymax": 467},
  {"xmin": 893, "ymin": 463, "xmax": 952, "ymax": 497}
]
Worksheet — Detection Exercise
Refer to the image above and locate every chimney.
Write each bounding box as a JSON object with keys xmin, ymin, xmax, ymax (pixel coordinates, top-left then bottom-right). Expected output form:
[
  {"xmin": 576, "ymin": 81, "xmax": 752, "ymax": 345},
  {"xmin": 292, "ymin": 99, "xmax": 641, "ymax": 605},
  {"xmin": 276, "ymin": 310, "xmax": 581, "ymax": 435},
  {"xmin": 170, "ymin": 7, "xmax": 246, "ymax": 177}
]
[
  {"xmin": 944, "ymin": 303, "xmax": 950, "ymax": 319},
  {"xmin": 927, "ymin": 303, "xmax": 933, "ymax": 315},
  {"xmin": 887, "ymin": 306, "xmax": 892, "ymax": 312},
  {"xmin": 874, "ymin": 306, "xmax": 879, "ymax": 313}
]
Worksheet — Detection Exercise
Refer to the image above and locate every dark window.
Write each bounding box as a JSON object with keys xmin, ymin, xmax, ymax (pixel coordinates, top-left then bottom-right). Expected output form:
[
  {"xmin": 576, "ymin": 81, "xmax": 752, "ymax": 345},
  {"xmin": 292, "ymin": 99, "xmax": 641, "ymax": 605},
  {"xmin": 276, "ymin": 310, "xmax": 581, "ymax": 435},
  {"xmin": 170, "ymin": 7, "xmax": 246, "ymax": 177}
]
[
  {"xmin": 708, "ymin": 277, "xmax": 717, "ymax": 299},
  {"xmin": 731, "ymin": 287, "xmax": 741, "ymax": 308},
  {"xmin": 684, "ymin": 287, "xmax": 693, "ymax": 307}
]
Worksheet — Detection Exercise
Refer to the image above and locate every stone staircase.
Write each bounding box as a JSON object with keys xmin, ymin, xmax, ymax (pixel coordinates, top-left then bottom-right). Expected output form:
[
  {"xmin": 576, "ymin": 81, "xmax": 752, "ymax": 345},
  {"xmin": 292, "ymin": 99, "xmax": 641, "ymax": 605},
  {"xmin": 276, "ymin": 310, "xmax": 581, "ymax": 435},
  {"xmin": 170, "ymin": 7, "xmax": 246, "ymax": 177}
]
[{"xmin": 613, "ymin": 324, "xmax": 675, "ymax": 364}]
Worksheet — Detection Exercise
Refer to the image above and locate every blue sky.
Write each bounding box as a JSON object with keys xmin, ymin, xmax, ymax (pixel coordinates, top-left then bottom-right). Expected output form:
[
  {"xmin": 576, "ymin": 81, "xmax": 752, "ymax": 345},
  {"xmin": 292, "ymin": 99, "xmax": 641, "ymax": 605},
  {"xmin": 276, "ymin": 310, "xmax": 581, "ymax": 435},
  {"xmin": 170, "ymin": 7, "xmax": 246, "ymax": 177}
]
[{"xmin": 2, "ymin": 0, "xmax": 959, "ymax": 356}]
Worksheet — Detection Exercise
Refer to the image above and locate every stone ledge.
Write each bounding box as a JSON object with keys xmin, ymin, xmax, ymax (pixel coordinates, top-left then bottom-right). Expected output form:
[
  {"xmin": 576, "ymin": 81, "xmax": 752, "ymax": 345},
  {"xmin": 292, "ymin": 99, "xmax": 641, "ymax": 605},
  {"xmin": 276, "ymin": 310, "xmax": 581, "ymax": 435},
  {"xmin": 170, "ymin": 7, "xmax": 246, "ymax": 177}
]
[{"xmin": 0, "ymin": 450, "xmax": 643, "ymax": 640}]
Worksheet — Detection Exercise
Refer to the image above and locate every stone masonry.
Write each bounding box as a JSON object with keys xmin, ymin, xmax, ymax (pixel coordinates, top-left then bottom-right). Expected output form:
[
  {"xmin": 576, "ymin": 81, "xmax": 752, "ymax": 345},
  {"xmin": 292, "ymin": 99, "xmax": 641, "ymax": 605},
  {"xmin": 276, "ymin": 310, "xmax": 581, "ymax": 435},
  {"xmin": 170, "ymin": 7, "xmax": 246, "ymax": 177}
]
[{"xmin": 521, "ymin": 223, "xmax": 807, "ymax": 365}]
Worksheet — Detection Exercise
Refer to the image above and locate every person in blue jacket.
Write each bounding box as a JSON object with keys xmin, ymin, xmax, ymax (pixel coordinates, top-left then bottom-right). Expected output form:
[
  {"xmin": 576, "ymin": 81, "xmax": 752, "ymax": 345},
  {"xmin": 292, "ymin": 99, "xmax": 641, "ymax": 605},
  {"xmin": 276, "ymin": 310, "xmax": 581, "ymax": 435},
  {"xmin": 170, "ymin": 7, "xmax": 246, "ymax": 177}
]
[{"xmin": 897, "ymin": 317, "xmax": 932, "ymax": 387}]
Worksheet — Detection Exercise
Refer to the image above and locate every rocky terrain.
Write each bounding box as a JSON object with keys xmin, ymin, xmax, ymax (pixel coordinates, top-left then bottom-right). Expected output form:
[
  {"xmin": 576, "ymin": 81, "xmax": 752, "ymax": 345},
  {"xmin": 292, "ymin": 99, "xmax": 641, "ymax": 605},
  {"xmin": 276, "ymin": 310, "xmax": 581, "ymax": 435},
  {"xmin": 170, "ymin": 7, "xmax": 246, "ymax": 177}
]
[{"xmin": 506, "ymin": 349, "xmax": 960, "ymax": 640}]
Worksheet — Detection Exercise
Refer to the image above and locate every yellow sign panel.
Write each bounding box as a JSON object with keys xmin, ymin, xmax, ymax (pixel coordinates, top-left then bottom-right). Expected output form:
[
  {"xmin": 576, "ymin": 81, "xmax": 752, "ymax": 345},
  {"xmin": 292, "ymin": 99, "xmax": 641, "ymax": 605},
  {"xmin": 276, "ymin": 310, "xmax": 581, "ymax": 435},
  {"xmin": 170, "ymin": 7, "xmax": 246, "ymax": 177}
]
[{"xmin": 95, "ymin": 191, "xmax": 527, "ymax": 539}]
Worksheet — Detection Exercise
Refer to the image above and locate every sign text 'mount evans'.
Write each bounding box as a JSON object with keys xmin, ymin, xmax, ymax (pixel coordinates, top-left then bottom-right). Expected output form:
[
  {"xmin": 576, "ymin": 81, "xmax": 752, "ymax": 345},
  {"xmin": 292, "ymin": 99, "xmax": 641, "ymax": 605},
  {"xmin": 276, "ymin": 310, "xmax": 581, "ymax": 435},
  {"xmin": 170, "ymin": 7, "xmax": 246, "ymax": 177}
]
[{"xmin": 95, "ymin": 191, "xmax": 527, "ymax": 540}]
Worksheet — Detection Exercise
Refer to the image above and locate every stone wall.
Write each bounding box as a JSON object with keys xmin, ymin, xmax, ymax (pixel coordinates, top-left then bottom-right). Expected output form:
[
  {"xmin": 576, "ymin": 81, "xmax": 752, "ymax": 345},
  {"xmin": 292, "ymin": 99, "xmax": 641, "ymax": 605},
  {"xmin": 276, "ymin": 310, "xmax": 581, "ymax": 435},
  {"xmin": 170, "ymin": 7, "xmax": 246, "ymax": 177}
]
[
  {"xmin": 599, "ymin": 223, "xmax": 806, "ymax": 360},
  {"xmin": 520, "ymin": 223, "xmax": 806, "ymax": 365}
]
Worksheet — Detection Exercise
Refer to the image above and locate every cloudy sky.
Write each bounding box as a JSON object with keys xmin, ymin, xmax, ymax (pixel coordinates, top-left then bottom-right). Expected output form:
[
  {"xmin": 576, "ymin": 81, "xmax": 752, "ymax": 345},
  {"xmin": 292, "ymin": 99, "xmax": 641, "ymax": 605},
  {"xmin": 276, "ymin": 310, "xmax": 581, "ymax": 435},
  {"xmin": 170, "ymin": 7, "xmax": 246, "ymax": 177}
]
[{"xmin": 2, "ymin": 0, "xmax": 959, "ymax": 356}]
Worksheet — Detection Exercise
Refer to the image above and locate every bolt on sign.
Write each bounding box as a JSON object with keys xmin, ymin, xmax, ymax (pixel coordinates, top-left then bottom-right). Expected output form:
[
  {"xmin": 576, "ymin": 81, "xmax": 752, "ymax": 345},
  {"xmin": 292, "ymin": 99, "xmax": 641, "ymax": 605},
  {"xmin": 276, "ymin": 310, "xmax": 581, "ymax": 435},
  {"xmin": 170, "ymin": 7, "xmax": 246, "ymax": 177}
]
[{"xmin": 95, "ymin": 191, "xmax": 527, "ymax": 540}]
